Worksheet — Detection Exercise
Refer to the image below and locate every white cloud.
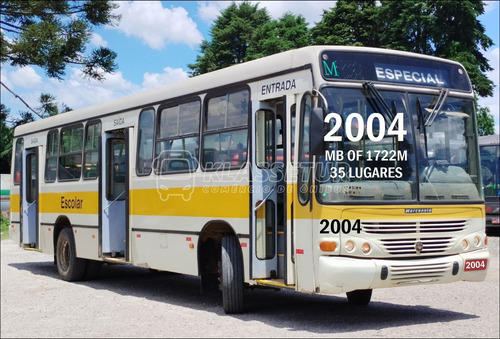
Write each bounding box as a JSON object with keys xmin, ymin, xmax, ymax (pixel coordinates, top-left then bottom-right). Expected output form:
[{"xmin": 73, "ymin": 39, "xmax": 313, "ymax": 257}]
[
  {"xmin": 142, "ymin": 67, "xmax": 189, "ymax": 89},
  {"xmin": 483, "ymin": 1, "xmax": 499, "ymax": 14},
  {"xmin": 8, "ymin": 66, "xmax": 42, "ymax": 88},
  {"xmin": 112, "ymin": 1, "xmax": 203, "ymax": 49},
  {"xmin": 43, "ymin": 67, "xmax": 138, "ymax": 110},
  {"xmin": 197, "ymin": 1, "xmax": 229, "ymax": 23},
  {"xmin": 90, "ymin": 32, "xmax": 107, "ymax": 47}
]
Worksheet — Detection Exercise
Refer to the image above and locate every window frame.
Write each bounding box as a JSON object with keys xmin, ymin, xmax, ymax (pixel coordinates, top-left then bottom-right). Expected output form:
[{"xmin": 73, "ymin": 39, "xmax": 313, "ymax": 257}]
[
  {"xmin": 45, "ymin": 129, "xmax": 59, "ymax": 183},
  {"xmin": 58, "ymin": 123, "xmax": 84, "ymax": 181},
  {"xmin": 136, "ymin": 108, "xmax": 155, "ymax": 176},
  {"xmin": 83, "ymin": 120, "xmax": 101, "ymax": 180},
  {"xmin": 155, "ymin": 98, "xmax": 201, "ymax": 175},
  {"xmin": 201, "ymin": 87, "xmax": 250, "ymax": 171}
]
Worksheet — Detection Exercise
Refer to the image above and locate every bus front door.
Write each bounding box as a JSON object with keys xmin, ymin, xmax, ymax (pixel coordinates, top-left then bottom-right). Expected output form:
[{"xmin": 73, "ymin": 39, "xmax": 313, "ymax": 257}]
[
  {"xmin": 101, "ymin": 129, "xmax": 129, "ymax": 259},
  {"xmin": 251, "ymin": 107, "xmax": 279, "ymax": 278},
  {"xmin": 21, "ymin": 147, "xmax": 38, "ymax": 248}
]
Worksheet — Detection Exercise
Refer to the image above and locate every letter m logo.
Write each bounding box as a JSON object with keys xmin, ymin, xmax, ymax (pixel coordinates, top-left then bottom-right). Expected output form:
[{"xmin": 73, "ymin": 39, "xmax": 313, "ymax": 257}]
[{"xmin": 323, "ymin": 60, "xmax": 338, "ymax": 77}]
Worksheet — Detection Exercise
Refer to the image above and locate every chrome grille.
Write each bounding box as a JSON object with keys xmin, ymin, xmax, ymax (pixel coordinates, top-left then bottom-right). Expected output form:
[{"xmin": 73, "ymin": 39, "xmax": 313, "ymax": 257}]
[
  {"xmin": 389, "ymin": 262, "xmax": 450, "ymax": 282},
  {"xmin": 363, "ymin": 219, "xmax": 467, "ymax": 234},
  {"xmin": 363, "ymin": 221, "xmax": 417, "ymax": 234},
  {"xmin": 381, "ymin": 237, "xmax": 453, "ymax": 254},
  {"xmin": 361, "ymin": 219, "xmax": 467, "ymax": 255},
  {"xmin": 419, "ymin": 220, "xmax": 466, "ymax": 232}
]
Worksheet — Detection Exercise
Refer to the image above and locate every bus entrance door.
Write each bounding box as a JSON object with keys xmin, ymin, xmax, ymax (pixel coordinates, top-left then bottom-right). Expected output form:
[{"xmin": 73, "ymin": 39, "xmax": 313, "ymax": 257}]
[
  {"xmin": 251, "ymin": 107, "xmax": 279, "ymax": 279},
  {"xmin": 101, "ymin": 129, "xmax": 129, "ymax": 259},
  {"xmin": 21, "ymin": 147, "xmax": 38, "ymax": 248}
]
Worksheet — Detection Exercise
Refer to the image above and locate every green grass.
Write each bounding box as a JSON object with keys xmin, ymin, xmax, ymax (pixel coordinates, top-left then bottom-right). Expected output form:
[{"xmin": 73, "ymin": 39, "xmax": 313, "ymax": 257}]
[{"xmin": 1, "ymin": 214, "xmax": 9, "ymax": 239}]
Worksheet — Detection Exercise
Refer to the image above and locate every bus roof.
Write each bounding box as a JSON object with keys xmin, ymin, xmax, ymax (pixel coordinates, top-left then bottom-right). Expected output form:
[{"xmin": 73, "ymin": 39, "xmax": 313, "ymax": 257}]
[
  {"xmin": 13, "ymin": 45, "xmax": 469, "ymax": 137},
  {"xmin": 478, "ymin": 134, "xmax": 500, "ymax": 146}
]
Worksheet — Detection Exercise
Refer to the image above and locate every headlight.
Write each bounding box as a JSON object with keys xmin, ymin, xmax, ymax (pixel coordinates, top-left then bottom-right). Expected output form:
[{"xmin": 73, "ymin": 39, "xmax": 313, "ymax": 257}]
[
  {"xmin": 473, "ymin": 235, "xmax": 481, "ymax": 247},
  {"xmin": 345, "ymin": 240, "xmax": 355, "ymax": 252},
  {"xmin": 461, "ymin": 239, "xmax": 469, "ymax": 250}
]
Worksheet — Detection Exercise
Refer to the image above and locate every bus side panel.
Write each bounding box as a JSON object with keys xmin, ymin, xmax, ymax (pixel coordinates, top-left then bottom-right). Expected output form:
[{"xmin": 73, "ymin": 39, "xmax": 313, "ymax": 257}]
[
  {"xmin": 9, "ymin": 193, "xmax": 21, "ymax": 245},
  {"xmin": 129, "ymin": 179, "xmax": 250, "ymax": 276},
  {"xmin": 129, "ymin": 218, "xmax": 199, "ymax": 275},
  {"xmin": 293, "ymin": 215, "xmax": 315, "ymax": 292},
  {"xmin": 37, "ymin": 188, "xmax": 100, "ymax": 259}
]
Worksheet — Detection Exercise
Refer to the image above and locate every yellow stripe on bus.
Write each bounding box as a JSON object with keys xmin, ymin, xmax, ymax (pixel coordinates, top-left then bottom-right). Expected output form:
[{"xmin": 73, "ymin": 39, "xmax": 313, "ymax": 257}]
[
  {"xmin": 303, "ymin": 203, "xmax": 485, "ymax": 220},
  {"xmin": 39, "ymin": 191, "xmax": 99, "ymax": 214},
  {"xmin": 130, "ymin": 185, "xmax": 249, "ymax": 218},
  {"xmin": 10, "ymin": 193, "xmax": 20, "ymax": 213}
]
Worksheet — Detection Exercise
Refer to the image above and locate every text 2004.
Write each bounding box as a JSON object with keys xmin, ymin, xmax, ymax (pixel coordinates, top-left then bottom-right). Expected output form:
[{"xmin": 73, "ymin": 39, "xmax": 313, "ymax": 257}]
[{"xmin": 320, "ymin": 219, "xmax": 362, "ymax": 234}]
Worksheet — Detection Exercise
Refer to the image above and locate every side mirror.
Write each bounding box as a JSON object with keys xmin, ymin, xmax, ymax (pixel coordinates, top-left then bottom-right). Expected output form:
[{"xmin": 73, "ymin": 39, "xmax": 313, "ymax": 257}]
[{"xmin": 310, "ymin": 107, "xmax": 325, "ymax": 156}]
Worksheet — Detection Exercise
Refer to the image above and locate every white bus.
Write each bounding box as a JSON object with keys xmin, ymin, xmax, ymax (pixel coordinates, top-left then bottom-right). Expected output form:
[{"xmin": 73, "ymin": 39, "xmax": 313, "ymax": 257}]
[
  {"xmin": 9, "ymin": 46, "xmax": 489, "ymax": 313},
  {"xmin": 479, "ymin": 134, "xmax": 500, "ymax": 231}
]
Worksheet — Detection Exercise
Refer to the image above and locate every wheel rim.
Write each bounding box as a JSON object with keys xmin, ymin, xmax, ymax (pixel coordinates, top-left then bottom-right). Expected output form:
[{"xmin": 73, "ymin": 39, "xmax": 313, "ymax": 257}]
[{"xmin": 58, "ymin": 237, "xmax": 70, "ymax": 273}]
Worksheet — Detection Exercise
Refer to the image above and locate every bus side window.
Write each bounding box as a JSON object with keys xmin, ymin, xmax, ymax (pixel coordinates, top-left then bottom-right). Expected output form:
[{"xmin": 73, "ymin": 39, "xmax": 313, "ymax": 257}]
[
  {"xmin": 13, "ymin": 138, "xmax": 24, "ymax": 185},
  {"xmin": 45, "ymin": 130, "xmax": 58, "ymax": 182},
  {"xmin": 83, "ymin": 121, "xmax": 101, "ymax": 180},
  {"xmin": 137, "ymin": 108, "xmax": 155, "ymax": 176},
  {"xmin": 59, "ymin": 124, "xmax": 83, "ymax": 181},
  {"xmin": 202, "ymin": 89, "xmax": 249, "ymax": 170},
  {"xmin": 297, "ymin": 93, "xmax": 311, "ymax": 205},
  {"xmin": 155, "ymin": 101, "xmax": 200, "ymax": 174}
]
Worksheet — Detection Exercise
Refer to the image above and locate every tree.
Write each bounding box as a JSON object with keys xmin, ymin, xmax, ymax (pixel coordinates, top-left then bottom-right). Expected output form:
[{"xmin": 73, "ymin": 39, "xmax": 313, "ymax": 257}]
[
  {"xmin": 311, "ymin": 0, "xmax": 380, "ymax": 47},
  {"xmin": 0, "ymin": 105, "xmax": 13, "ymax": 173},
  {"xmin": 378, "ymin": 0, "xmax": 494, "ymax": 97},
  {"xmin": 311, "ymin": 0, "xmax": 494, "ymax": 99},
  {"xmin": 1, "ymin": 1, "xmax": 119, "ymax": 173},
  {"xmin": 1, "ymin": 0, "xmax": 120, "ymax": 81},
  {"xmin": 378, "ymin": 0, "xmax": 434, "ymax": 54},
  {"xmin": 188, "ymin": 1, "xmax": 271, "ymax": 76},
  {"xmin": 476, "ymin": 106, "xmax": 495, "ymax": 136},
  {"xmin": 246, "ymin": 12, "xmax": 312, "ymax": 61},
  {"xmin": 0, "ymin": 96, "xmax": 72, "ymax": 173}
]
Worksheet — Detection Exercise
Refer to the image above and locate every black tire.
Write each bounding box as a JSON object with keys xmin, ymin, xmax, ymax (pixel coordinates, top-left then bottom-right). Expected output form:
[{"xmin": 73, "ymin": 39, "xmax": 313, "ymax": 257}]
[
  {"xmin": 346, "ymin": 289, "xmax": 372, "ymax": 305},
  {"xmin": 55, "ymin": 228, "xmax": 86, "ymax": 281},
  {"xmin": 221, "ymin": 235, "xmax": 245, "ymax": 314}
]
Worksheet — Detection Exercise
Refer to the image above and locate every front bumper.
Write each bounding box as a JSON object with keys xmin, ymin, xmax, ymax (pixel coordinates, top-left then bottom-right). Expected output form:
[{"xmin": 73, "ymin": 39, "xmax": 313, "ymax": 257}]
[{"xmin": 318, "ymin": 248, "xmax": 489, "ymax": 294}]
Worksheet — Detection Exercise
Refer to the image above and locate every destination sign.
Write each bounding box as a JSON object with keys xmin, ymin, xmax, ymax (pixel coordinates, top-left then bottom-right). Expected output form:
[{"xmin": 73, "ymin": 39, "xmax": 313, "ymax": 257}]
[{"xmin": 320, "ymin": 50, "xmax": 471, "ymax": 91}]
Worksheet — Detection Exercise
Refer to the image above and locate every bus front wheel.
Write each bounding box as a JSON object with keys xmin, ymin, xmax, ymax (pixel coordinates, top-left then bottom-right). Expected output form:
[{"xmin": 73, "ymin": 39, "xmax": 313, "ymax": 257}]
[
  {"xmin": 221, "ymin": 235, "xmax": 245, "ymax": 314},
  {"xmin": 346, "ymin": 289, "xmax": 372, "ymax": 305},
  {"xmin": 56, "ymin": 228, "xmax": 86, "ymax": 281}
]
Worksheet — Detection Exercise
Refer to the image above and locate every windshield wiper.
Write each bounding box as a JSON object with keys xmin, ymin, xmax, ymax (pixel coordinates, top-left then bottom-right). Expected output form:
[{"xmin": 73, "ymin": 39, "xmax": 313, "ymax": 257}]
[
  {"xmin": 424, "ymin": 88, "xmax": 449, "ymax": 127},
  {"xmin": 362, "ymin": 82, "xmax": 395, "ymax": 121},
  {"xmin": 416, "ymin": 98, "xmax": 429, "ymax": 156}
]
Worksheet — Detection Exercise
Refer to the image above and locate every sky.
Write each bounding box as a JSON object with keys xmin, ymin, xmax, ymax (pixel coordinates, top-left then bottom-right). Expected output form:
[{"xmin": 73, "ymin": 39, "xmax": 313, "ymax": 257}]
[{"xmin": 1, "ymin": 1, "xmax": 499, "ymax": 133}]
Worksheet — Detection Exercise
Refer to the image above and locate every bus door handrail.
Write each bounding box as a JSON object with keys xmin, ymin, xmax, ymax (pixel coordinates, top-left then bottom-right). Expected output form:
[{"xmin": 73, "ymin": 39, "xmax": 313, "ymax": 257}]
[
  {"xmin": 103, "ymin": 191, "xmax": 125, "ymax": 216},
  {"xmin": 23, "ymin": 201, "xmax": 36, "ymax": 213},
  {"xmin": 254, "ymin": 184, "xmax": 276, "ymax": 211}
]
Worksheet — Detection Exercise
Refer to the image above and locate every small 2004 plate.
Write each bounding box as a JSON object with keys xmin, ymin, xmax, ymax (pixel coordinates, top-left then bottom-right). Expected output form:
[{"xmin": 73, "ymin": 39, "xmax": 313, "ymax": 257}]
[{"xmin": 464, "ymin": 258, "xmax": 487, "ymax": 271}]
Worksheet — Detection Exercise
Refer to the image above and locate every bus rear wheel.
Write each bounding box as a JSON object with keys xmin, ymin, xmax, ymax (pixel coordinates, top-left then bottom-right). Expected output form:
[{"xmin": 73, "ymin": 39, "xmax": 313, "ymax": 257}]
[
  {"xmin": 346, "ymin": 289, "xmax": 372, "ymax": 305},
  {"xmin": 56, "ymin": 228, "xmax": 86, "ymax": 281},
  {"xmin": 221, "ymin": 235, "xmax": 245, "ymax": 314}
]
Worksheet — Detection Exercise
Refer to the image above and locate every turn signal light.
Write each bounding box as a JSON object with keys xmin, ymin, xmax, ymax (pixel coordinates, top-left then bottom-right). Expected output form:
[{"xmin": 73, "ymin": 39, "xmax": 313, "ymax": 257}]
[{"xmin": 319, "ymin": 240, "xmax": 336, "ymax": 252}]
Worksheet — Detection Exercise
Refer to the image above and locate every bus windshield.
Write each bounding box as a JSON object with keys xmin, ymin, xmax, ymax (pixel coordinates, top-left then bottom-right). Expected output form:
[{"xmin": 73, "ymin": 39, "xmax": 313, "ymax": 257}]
[
  {"xmin": 480, "ymin": 139, "xmax": 500, "ymax": 198},
  {"xmin": 316, "ymin": 86, "xmax": 481, "ymax": 203}
]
